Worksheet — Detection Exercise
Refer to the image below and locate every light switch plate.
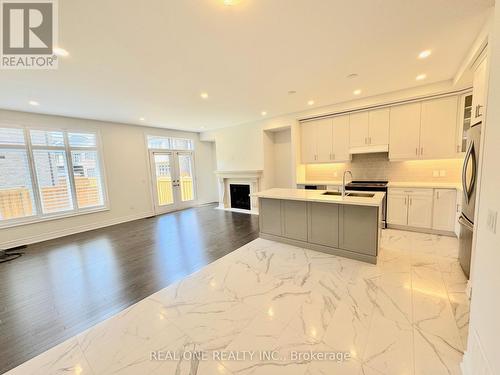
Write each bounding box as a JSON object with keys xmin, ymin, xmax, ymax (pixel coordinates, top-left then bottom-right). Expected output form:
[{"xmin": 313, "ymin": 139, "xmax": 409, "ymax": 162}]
[
  {"xmin": 487, "ymin": 210, "xmax": 498, "ymax": 234},
  {"xmin": 439, "ymin": 170, "xmax": 447, "ymax": 177},
  {"xmin": 433, "ymin": 170, "xmax": 439, "ymax": 177}
]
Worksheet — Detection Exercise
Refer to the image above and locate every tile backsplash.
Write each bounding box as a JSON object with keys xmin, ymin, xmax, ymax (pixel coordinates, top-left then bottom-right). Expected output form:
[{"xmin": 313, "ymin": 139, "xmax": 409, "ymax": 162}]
[{"xmin": 305, "ymin": 153, "xmax": 463, "ymax": 182}]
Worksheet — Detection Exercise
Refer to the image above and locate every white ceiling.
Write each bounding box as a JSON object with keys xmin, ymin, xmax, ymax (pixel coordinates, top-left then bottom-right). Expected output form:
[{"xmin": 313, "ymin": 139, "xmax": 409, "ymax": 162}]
[{"xmin": 0, "ymin": 0, "xmax": 493, "ymax": 131}]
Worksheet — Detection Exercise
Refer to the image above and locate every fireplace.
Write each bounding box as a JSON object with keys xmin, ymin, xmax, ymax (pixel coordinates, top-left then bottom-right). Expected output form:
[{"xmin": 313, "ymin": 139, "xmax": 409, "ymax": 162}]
[
  {"xmin": 214, "ymin": 170, "xmax": 262, "ymax": 214},
  {"xmin": 230, "ymin": 184, "xmax": 251, "ymax": 210}
]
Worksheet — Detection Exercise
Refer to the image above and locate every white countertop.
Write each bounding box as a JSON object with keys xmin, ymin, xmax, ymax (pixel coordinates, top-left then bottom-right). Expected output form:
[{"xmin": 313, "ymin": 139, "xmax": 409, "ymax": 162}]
[
  {"xmin": 387, "ymin": 181, "xmax": 462, "ymax": 189},
  {"xmin": 252, "ymin": 188, "xmax": 385, "ymax": 207},
  {"xmin": 296, "ymin": 181, "xmax": 462, "ymax": 190}
]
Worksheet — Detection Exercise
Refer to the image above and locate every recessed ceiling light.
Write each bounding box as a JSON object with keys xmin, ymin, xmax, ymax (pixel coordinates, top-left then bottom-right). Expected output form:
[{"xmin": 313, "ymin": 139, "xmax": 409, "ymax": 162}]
[
  {"xmin": 200, "ymin": 126, "xmax": 206, "ymax": 130},
  {"xmin": 223, "ymin": 0, "xmax": 239, "ymax": 5},
  {"xmin": 416, "ymin": 74, "xmax": 427, "ymax": 81},
  {"xmin": 53, "ymin": 47, "xmax": 69, "ymax": 57},
  {"xmin": 418, "ymin": 50, "xmax": 432, "ymax": 59},
  {"xmin": 200, "ymin": 92, "xmax": 209, "ymax": 99},
  {"xmin": 29, "ymin": 100, "xmax": 39, "ymax": 106},
  {"xmin": 288, "ymin": 90, "xmax": 296, "ymax": 95},
  {"xmin": 139, "ymin": 117, "xmax": 145, "ymax": 121},
  {"xmin": 353, "ymin": 89, "xmax": 362, "ymax": 95},
  {"xmin": 261, "ymin": 111, "xmax": 267, "ymax": 116},
  {"xmin": 307, "ymin": 100, "xmax": 315, "ymax": 106},
  {"xmin": 347, "ymin": 73, "xmax": 359, "ymax": 79}
]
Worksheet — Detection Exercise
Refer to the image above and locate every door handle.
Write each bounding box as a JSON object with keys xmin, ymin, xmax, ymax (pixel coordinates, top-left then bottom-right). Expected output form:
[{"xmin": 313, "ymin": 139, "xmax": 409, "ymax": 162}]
[
  {"xmin": 459, "ymin": 214, "xmax": 474, "ymax": 231},
  {"xmin": 462, "ymin": 140, "xmax": 474, "ymax": 204}
]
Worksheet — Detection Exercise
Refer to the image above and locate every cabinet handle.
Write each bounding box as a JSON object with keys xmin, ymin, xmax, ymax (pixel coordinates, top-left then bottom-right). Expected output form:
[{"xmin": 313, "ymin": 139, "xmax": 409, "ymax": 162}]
[
  {"xmin": 415, "ymin": 148, "xmax": 418, "ymax": 156},
  {"xmin": 420, "ymin": 147, "xmax": 424, "ymax": 156},
  {"xmin": 476, "ymin": 104, "xmax": 483, "ymax": 118},
  {"xmin": 409, "ymin": 197, "xmax": 412, "ymax": 206},
  {"xmin": 332, "ymin": 153, "xmax": 335, "ymax": 160},
  {"xmin": 369, "ymin": 137, "xmax": 371, "ymax": 144},
  {"xmin": 404, "ymin": 197, "xmax": 407, "ymax": 205},
  {"xmin": 437, "ymin": 191, "xmax": 440, "ymax": 199}
]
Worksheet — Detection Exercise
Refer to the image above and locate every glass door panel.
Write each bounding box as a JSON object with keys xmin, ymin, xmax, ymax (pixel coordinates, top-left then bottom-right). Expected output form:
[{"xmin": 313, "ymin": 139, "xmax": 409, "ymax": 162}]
[
  {"xmin": 151, "ymin": 152, "xmax": 174, "ymax": 212},
  {"xmin": 177, "ymin": 153, "xmax": 194, "ymax": 203}
]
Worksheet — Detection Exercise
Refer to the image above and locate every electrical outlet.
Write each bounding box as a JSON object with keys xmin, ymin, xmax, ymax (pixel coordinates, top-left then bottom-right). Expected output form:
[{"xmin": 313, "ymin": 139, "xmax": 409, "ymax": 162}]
[
  {"xmin": 433, "ymin": 170, "xmax": 439, "ymax": 177},
  {"xmin": 439, "ymin": 170, "xmax": 446, "ymax": 177},
  {"xmin": 487, "ymin": 210, "xmax": 498, "ymax": 234}
]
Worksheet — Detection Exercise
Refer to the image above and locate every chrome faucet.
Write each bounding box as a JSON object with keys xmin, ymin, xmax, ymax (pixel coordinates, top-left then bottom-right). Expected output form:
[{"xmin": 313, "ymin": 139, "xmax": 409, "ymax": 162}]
[{"xmin": 342, "ymin": 170, "xmax": 353, "ymax": 197}]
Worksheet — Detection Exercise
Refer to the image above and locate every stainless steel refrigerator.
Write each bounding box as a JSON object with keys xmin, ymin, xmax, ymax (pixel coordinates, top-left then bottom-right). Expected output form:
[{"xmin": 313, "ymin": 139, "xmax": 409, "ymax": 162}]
[{"xmin": 458, "ymin": 122, "xmax": 481, "ymax": 278}]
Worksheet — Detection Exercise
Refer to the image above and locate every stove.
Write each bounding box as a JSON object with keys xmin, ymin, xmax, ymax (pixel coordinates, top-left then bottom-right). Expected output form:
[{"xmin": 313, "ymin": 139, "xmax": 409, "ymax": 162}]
[{"xmin": 346, "ymin": 180, "xmax": 388, "ymax": 228}]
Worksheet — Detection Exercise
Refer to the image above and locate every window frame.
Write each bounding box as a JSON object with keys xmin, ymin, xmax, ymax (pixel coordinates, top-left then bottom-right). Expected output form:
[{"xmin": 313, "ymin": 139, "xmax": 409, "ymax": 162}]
[{"xmin": 0, "ymin": 124, "xmax": 109, "ymax": 229}]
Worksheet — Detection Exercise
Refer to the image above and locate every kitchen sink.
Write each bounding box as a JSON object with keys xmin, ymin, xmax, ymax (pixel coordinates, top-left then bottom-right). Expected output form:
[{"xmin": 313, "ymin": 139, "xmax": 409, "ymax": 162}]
[
  {"xmin": 322, "ymin": 191, "xmax": 342, "ymax": 196},
  {"xmin": 346, "ymin": 192, "xmax": 375, "ymax": 198}
]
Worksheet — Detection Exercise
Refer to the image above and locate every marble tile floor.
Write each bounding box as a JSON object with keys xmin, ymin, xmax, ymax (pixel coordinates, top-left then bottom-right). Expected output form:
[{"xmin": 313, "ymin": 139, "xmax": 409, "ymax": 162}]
[{"xmin": 5, "ymin": 229, "xmax": 469, "ymax": 375}]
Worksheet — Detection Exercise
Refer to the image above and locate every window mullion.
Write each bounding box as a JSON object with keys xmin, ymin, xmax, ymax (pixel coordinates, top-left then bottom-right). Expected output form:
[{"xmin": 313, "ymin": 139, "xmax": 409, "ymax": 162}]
[
  {"xmin": 63, "ymin": 132, "xmax": 79, "ymax": 212},
  {"xmin": 25, "ymin": 128, "xmax": 43, "ymax": 218}
]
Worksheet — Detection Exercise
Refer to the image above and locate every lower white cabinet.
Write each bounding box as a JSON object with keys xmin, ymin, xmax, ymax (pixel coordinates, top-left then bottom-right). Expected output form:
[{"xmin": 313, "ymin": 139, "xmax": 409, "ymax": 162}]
[
  {"xmin": 407, "ymin": 190, "xmax": 433, "ymax": 228},
  {"xmin": 387, "ymin": 188, "xmax": 433, "ymax": 229},
  {"xmin": 388, "ymin": 188, "xmax": 458, "ymax": 233},
  {"xmin": 432, "ymin": 189, "xmax": 457, "ymax": 231}
]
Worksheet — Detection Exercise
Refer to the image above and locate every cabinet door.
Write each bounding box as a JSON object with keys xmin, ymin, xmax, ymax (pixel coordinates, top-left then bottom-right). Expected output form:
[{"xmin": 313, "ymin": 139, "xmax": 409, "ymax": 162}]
[
  {"xmin": 407, "ymin": 191, "xmax": 433, "ymax": 228},
  {"xmin": 331, "ymin": 115, "xmax": 350, "ymax": 161},
  {"xmin": 339, "ymin": 205, "xmax": 378, "ymax": 256},
  {"xmin": 471, "ymin": 55, "xmax": 487, "ymax": 125},
  {"xmin": 315, "ymin": 118, "xmax": 334, "ymax": 162},
  {"xmin": 282, "ymin": 200, "xmax": 308, "ymax": 241},
  {"xmin": 420, "ymin": 96, "xmax": 459, "ymax": 159},
  {"xmin": 432, "ymin": 189, "xmax": 457, "ymax": 231},
  {"xmin": 301, "ymin": 122, "xmax": 317, "ymax": 163},
  {"xmin": 368, "ymin": 108, "xmax": 390, "ymax": 146},
  {"xmin": 387, "ymin": 192, "xmax": 408, "ymax": 225},
  {"xmin": 389, "ymin": 103, "xmax": 421, "ymax": 160},
  {"xmin": 308, "ymin": 202, "xmax": 339, "ymax": 247},
  {"xmin": 349, "ymin": 112, "xmax": 369, "ymax": 148},
  {"xmin": 259, "ymin": 198, "xmax": 282, "ymax": 236}
]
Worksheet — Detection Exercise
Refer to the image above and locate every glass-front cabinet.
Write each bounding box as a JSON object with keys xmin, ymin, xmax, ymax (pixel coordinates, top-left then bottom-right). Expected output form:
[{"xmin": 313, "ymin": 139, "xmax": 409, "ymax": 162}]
[{"xmin": 457, "ymin": 92, "xmax": 473, "ymax": 154}]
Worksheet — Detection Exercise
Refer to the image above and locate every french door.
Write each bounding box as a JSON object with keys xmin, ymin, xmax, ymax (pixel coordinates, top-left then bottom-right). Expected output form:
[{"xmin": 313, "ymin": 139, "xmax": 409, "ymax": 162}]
[{"xmin": 150, "ymin": 151, "xmax": 195, "ymax": 214}]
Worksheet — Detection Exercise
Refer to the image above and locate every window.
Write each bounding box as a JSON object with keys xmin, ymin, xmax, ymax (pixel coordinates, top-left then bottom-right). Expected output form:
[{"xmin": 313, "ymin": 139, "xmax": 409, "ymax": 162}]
[
  {"xmin": 0, "ymin": 127, "xmax": 107, "ymax": 226},
  {"xmin": 147, "ymin": 135, "xmax": 193, "ymax": 150}
]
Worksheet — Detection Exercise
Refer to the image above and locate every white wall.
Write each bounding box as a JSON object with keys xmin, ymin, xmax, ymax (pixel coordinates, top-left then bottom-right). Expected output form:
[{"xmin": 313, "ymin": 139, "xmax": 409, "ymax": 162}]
[
  {"xmin": 272, "ymin": 129, "xmax": 293, "ymax": 188},
  {"xmin": 202, "ymin": 80, "xmax": 468, "ymax": 184},
  {"xmin": 0, "ymin": 109, "xmax": 218, "ymax": 248},
  {"xmin": 463, "ymin": 5, "xmax": 500, "ymax": 375}
]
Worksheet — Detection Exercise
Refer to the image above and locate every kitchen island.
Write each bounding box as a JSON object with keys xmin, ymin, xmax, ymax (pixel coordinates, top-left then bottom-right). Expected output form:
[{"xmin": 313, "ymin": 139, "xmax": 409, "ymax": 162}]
[{"xmin": 252, "ymin": 188, "xmax": 385, "ymax": 264}]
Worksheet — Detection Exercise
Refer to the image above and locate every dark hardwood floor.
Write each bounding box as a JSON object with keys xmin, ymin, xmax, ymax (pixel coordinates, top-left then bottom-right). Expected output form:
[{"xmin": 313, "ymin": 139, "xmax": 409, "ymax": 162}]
[{"xmin": 0, "ymin": 204, "xmax": 259, "ymax": 374}]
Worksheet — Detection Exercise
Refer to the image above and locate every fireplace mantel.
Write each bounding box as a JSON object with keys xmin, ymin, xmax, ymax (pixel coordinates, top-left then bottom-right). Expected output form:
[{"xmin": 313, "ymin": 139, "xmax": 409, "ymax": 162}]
[{"xmin": 214, "ymin": 170, "xmax": 263, "ymax": 214}]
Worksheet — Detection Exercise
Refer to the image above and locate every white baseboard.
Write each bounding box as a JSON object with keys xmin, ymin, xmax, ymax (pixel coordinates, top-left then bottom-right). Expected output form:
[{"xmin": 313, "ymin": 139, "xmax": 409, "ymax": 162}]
[
  {"xmin": 0, "ymin": 211, "xmax": 154, "ymax": 249},
  {"xmin": 461, "ymin": 328, "xmax": 494, "ymax": 375}
]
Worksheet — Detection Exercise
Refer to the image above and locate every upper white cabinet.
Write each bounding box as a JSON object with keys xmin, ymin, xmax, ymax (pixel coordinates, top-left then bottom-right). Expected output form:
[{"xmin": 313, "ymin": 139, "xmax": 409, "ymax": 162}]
[
  {"xmin": 389, "ymin": 97, "xmax": 459, "ymax": 161},
  {"xmin": 389, "ymin": 103, "xmax": 422, "ymax": 160},
  {"xmin": 300, "ymin": 116, "xmax": 350, "ymax": 163},
  {"xmin": 471, "ymin": 54, "xmax": 488, "ymax": 126},
  {"xmin": 420, "ymin": 96, "xmax": 459, "ymax": 159},
  {"xmin": 349, "ymin": 108, "xmax": 389, "ymax": 153},
  {"xmin": 432, "ymin": 189, "xmax": 457, "ymax": 231}
]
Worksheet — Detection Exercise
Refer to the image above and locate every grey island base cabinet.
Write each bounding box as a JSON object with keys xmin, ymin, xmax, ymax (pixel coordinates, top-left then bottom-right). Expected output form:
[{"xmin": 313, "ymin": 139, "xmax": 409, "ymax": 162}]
[{"xmin": 258, "ymin": 198, "xmax": 379, "ymax": 264}]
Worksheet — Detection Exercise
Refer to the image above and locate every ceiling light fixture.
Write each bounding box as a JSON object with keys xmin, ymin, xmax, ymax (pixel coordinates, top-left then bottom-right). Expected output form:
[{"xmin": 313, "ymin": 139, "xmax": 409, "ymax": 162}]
[
  {"xmin": 353, "ymin": 89, "xmax": 362, "ymax": 95},
  {"xmin": 416, "ymin": 74, "xmax": 427, "ymax": 81},
  {"xmin": 29, "ymin": 100, "xmax": 40, "ymax": 106},
  {"xmin": 200, "ymin": 92, "xmax": 209, "ymax": 99},
  {"xmin": 261, "ymin": 111, "xmax": 267, "ymax": 116},
  {"xmin": 53, "ymin": 47, "xmax": 69, "ymax": 57},
  {"xmin": 288, "ymin": 90, "xmax": 296, "ymax": 95},
  {"xmin": 307, "ymin": 100, "xmax": 315, "ymax": 106},
  {"xmin": 418, "ymin": 50, "xmax": 432, "ymax": 59},
  {"xmin": 139, "ymin": 117, "xmax": 145, "ymax": 121}
]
